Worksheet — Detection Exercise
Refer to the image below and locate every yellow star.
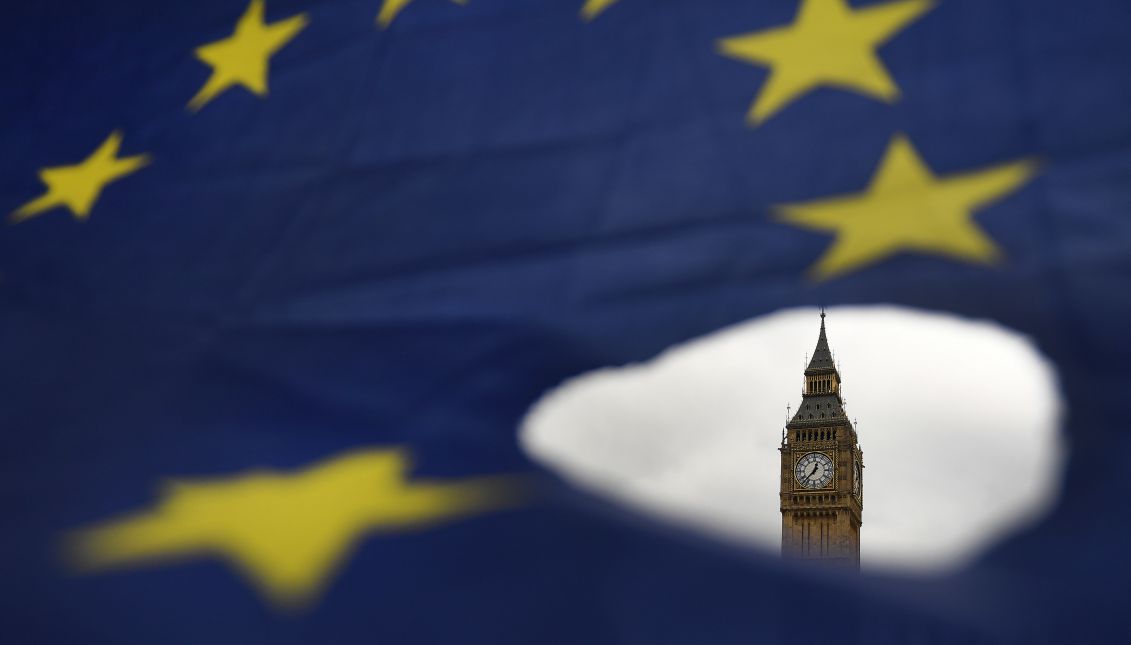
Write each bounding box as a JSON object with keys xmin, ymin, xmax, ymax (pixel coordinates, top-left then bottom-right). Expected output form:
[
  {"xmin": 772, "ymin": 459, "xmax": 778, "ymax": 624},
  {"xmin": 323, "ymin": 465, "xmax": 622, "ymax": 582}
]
[
  {"xmin": 775, "ymin": 134, "xmax": 1038, "ymax": 280},
  {"xmin": 188, "ymin": 0, "xmax": 308, "ymax": 111},
  {"xmin": 10, "ymin": 131, "xmax": 150, "ymax": 224},
  {"xmin": 581, "ymin": 0, "xmax": 620, "ymax": 21},
  {"xmin": 717, "ymin": 0, "xmax": 935, "ymax": 125},
  {"xmin": 63, "ymin": 448, "xmax": 529, "ymax": 609},
  {"xmin": 376, "ymin": 0, "xmax": 467, "ymax": 29}
]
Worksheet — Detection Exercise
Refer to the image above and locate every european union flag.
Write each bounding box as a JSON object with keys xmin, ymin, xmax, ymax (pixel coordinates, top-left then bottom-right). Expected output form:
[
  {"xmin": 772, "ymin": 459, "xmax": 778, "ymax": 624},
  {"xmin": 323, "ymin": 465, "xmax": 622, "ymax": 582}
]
[{"xmin": 3, "ymin": 0, "xmax": 1130, "ymax": 642}]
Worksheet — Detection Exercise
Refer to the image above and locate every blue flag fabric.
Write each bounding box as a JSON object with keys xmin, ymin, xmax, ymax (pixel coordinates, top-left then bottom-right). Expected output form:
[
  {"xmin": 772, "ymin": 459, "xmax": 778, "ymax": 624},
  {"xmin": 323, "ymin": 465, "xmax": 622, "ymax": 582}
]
[{"xmin": 3, "ymin": 0, "xmax": 1130, "ymax": 642}]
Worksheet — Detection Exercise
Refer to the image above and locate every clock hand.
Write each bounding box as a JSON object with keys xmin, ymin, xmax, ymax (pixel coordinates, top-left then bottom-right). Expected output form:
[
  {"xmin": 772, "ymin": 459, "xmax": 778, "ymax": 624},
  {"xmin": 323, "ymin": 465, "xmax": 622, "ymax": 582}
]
[{"xmin": 806, "ymin": 464, "xmax": 818, "ymax": 478}]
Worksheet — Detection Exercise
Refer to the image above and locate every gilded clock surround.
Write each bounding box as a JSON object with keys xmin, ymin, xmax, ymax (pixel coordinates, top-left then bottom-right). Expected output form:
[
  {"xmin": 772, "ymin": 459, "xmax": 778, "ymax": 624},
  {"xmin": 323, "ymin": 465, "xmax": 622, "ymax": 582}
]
[
  {"xmin": 779, "ymin": 312, "xmax": 863, "ymax": 568},
  {"xmin": 794, "ymin": 451, "xmax": 834, "ymax": 489}
]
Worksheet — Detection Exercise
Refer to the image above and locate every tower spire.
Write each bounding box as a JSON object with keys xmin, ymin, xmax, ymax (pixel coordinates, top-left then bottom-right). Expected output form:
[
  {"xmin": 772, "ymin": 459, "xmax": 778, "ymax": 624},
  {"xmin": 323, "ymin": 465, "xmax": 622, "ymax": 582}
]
[{"xmin": 805, "ymin": 310, "xmax": 835, "ymax": 375}]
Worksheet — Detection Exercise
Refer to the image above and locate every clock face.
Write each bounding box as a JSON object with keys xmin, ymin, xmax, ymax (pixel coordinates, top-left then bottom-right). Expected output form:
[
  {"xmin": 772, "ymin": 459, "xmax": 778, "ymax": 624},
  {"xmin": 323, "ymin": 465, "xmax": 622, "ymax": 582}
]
[
  {"xmin": 795, "ymin": 452, "xmax": 834, "ymax": 489},
  {"xmin": 853, "ymin": 458, "xmax": 861, "ymax": 497}
]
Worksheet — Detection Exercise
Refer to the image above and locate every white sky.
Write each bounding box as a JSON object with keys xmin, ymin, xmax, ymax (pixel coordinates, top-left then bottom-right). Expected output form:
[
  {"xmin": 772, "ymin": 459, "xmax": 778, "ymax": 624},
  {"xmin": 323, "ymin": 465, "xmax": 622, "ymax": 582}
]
[{"xmin": 521, "ymin": 306, "xmax": 1065, "ymax": 572}]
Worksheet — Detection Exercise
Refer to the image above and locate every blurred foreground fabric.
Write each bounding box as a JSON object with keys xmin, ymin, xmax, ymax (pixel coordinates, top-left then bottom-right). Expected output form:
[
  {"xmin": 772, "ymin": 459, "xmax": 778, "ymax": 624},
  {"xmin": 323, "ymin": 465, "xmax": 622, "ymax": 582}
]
[{"xmin": 2, "ymin": 0, "xmax": 1130, "ymax": 642}]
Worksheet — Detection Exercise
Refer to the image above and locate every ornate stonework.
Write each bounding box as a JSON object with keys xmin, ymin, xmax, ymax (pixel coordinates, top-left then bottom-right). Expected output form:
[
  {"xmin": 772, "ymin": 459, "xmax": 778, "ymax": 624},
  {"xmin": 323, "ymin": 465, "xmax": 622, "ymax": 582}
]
[{"xmin": 780, "ymin": 312, "xmax": 863, "ymax": 568}]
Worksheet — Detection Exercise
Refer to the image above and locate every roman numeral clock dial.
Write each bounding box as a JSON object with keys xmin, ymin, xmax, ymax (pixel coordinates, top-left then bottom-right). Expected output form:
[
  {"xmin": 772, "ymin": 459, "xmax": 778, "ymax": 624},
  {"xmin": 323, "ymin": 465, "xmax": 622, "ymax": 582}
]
[{"xmin": 795, "ymin": 452, "xmax": 834, "ymax": 489}]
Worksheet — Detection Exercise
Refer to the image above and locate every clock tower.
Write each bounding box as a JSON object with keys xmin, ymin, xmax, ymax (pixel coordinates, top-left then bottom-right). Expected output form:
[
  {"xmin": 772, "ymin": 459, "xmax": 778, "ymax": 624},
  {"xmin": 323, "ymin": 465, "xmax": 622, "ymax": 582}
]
[{"xmin": 780, "ymin": 312, "xmax": 863, "ymax": 568}]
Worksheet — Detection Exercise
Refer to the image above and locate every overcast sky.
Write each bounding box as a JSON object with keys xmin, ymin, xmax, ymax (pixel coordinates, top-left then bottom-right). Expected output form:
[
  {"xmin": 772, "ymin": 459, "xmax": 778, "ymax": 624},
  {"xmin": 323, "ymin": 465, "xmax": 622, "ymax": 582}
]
[{"xmin": 521, "ymin": 306, "xmax": 1065, "ymax": 572}]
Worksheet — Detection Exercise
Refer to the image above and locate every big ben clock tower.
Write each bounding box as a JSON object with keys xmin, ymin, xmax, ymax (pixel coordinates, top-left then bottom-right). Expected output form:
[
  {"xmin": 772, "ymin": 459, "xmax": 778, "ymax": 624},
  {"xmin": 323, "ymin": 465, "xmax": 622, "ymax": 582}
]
[{"xmin": 780, "ymin": 312, "xmax": 863, "ymax": 568}]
